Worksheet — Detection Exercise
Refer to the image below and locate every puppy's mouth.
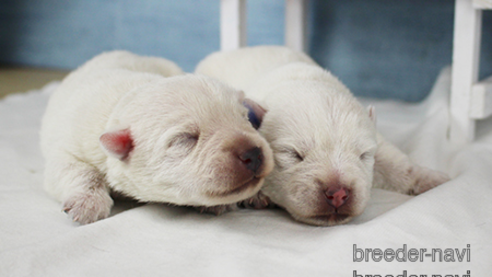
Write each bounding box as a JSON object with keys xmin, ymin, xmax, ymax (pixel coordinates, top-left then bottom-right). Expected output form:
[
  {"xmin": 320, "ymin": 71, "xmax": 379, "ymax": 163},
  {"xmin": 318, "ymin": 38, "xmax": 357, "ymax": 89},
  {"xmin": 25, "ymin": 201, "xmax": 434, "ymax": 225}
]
[
  {"xmin": 291, "ymin": 211, "xmax": 353, "ymax": 226},
  {"xmin": 310, "ymin": 213, "xmax": 350, "ymax": 223},
  {"xmin": 217, "ymin": 176, "xmax": 261, "ymax": 197}
]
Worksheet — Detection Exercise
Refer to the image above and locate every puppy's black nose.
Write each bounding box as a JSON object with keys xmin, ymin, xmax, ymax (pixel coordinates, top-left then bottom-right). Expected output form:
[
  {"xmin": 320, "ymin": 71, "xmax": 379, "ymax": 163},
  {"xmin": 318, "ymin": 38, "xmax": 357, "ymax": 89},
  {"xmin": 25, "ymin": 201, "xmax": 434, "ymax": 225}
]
[{"xmin": 239, "ymin": 147, "xmax": 263, "ymax": 174}]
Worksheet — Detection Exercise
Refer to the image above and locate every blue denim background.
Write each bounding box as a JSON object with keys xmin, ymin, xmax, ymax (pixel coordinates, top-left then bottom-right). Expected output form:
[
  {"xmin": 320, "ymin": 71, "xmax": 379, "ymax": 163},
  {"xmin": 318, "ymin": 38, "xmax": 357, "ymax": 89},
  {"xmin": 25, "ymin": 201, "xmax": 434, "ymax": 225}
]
[{"xmin": 1, "ymin": 0, "xmax": 491, "ymax": 101}]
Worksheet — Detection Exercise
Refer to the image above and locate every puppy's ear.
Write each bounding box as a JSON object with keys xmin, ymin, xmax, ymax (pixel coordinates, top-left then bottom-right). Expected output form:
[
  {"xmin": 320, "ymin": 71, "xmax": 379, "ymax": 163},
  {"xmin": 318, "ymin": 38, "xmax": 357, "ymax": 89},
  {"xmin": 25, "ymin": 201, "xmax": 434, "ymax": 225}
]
[
  {"xmin": 99, "ymin": 128, "xmax": 134, "ymax": 160},
  {"xmin": 367, "ymin": 105, "xmax": 376, "ymax": 125},
  {"xmin": 243, "ymin": 98, "xmax": 267, "ymax": 129}
]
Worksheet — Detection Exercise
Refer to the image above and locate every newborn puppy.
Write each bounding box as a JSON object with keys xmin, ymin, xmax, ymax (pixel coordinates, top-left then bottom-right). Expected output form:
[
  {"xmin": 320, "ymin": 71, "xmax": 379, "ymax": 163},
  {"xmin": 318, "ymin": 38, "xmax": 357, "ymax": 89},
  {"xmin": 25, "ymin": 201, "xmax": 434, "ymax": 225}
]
[
  {"xmin": 40, "ymin": 51, "xmax": 273, "ymax": 224},
  {"xmin": 196, "ymin": 46, "xmax": 449, "ymax": 226}
]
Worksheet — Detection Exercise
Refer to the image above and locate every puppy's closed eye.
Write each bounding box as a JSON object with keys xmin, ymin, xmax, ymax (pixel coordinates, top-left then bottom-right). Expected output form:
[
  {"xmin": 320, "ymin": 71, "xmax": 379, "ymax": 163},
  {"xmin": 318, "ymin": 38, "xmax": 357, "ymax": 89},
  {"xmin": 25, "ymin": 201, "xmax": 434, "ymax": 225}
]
[
  {"xmin": 169, "ymin": 133, "xmax": 199, "ymax": 150},
  {"xmin": 359, "ymin": 151, "xmax": 374, "ymax": 162},
  {"xmin": 277, "ymin": 148, "xmax": 304, "ymax": 163},
  {"xmin": 290, "ymin": 149, "xmax": 304, "ymax": 162}
]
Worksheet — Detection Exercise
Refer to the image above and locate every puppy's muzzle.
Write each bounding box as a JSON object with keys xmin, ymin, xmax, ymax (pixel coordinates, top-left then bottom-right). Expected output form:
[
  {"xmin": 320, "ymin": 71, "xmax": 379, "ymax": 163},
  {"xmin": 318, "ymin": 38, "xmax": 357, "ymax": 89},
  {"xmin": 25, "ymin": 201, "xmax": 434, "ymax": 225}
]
[
  {"xmin": 215, "ymin": 145, "xmax": 267, "ymax": 197},
  {"xmin": 301, "ymin": 183, "xmax": 355, "ymax": 226}
]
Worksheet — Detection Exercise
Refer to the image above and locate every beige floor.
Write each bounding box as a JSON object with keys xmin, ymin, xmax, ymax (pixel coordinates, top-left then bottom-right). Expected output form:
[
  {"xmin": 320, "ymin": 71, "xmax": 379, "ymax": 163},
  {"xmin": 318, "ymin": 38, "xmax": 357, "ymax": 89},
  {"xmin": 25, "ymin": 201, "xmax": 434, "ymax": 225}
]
[{"xmin": 0, "ymin": 67, "xmax": 69, "ymax": 98}]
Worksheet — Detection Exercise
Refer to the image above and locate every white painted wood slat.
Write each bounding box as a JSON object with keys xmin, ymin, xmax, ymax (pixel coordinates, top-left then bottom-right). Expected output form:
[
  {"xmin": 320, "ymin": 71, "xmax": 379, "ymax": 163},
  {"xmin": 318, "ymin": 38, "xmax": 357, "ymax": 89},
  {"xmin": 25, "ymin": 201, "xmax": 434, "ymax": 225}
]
[
  {"xmin": 473, "ymin": 0, "xmax": 492, "ymax": 9},
  {"xmin": 285, "ymin": 0, "xmax": 308, "ymax": 52},
  {"xmin": 470, "ymin": 76, "xmax": 492, "ymax": 119},
  {"xmin": 220, "ymin": 0, "xmax": 247, "ymax": 51},
  {"xmin": 450, "ymin": 0, "xmax": 482, "ymax": 145}
]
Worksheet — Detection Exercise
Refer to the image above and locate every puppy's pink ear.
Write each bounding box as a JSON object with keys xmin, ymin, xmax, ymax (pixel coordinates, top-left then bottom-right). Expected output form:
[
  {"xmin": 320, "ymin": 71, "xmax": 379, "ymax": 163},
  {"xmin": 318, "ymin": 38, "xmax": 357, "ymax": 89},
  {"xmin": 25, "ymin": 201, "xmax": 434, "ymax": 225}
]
[
  {"xmin": 99, "ymin": 128, "xmax": 134, "ymax": 160},
  {"xmin": 243, "ymin": 98, "xmax": 267, "ymax": 129},
  {"xmin": 367, "ymin": 105, "xmax": 376, "ymax": 125}
]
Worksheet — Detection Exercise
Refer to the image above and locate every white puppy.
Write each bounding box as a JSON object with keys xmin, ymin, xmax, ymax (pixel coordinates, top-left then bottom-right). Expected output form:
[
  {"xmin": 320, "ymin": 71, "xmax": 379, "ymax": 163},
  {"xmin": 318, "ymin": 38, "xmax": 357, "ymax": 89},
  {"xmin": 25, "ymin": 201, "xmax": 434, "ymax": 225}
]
[
  {"xmin": 41, "ymin": 51, "xmax": 273, "ymax": 224},
  {"xmin": 196, "ymin": 46, "xmax": 449, "ymax": 226}
]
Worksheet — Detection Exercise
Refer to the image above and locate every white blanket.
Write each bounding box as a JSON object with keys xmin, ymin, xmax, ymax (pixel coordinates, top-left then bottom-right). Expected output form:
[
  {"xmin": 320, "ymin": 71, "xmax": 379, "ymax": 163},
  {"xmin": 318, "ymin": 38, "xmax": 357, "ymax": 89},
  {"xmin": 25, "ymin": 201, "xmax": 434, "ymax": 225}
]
[{"xmin": 1, "ymin": 69, "xmax": 490, "ymax": 276}]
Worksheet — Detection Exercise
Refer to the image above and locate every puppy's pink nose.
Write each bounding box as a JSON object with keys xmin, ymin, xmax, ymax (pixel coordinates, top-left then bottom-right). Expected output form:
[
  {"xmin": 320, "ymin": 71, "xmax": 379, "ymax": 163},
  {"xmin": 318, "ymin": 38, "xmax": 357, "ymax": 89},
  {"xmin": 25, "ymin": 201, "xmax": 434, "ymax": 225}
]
[
  {"xmin": 239, "ymin": 147, "xmax": 263, "ymax": 174},
  {"xmin": 324, "ymin": 187, "xmax": 349, "ymax": 208}
]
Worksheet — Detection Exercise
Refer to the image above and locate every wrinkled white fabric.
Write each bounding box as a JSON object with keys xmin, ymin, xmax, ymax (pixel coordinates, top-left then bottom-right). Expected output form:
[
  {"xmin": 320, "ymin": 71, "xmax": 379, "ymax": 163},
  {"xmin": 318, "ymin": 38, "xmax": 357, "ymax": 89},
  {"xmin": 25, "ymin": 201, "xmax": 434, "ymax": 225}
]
[{"xmin": 1, "ymin": 69, "xmax": 490, "ymax": 276}]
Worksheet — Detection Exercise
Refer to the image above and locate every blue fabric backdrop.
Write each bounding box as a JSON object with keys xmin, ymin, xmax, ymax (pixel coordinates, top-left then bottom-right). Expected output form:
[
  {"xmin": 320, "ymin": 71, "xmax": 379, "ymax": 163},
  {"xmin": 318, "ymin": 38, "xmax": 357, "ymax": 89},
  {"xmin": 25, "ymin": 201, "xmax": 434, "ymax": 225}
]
[{"xmin": 1, "ymin": 0, "xmax": 491, "ymax": 101}]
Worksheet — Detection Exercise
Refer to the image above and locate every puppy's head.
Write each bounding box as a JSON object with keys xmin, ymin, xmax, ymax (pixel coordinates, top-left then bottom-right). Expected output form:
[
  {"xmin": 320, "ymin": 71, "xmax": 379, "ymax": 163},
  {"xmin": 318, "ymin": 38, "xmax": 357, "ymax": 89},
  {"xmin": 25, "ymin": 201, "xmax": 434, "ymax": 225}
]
[
  {"xmin": 99, "ymin": 75, "xmax": 273, "ymax": 206},
  {"xmin": 258, "ymin": 83, "xmax": 377, "ymax": 226}
]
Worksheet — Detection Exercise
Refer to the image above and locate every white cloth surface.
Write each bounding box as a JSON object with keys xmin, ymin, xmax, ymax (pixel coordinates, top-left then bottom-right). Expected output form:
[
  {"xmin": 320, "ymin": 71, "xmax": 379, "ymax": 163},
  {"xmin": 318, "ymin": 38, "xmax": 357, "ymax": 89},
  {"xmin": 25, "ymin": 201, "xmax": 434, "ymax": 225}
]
[{"xmin": 1, "ymin": 69, "xmax": 490, "ymax": 276}]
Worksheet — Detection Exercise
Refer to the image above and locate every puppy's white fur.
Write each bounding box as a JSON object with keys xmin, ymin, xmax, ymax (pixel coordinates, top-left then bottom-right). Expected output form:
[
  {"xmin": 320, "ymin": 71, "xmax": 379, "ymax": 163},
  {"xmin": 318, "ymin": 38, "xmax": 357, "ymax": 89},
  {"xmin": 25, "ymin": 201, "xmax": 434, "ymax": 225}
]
[
  {"xmin": 41, "ymin": 51, "xmax": 273, "ymax": 224},
  {"xmin": 196, "ymin": 46, "xmax": 449, "ymax": 226}
]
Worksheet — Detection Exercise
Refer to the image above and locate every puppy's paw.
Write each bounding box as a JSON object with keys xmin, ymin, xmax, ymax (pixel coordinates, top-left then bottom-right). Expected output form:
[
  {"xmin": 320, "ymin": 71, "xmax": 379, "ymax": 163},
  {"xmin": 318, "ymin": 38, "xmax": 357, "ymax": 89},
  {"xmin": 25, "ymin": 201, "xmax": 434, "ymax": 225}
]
[
  {"xmin": 196, "ymin": 204, "xmax": 237, "ymax": 215},
  {"xmin": 62, "ymin": 190, "xmax": 114, "ymax": 224},
  {"xmin": 238, "ymin": 191, "xmax": 274, "ymax": 209},
  {"xmin": 407, "ymin": 166, "xmax": 450, "ymax": 195}
]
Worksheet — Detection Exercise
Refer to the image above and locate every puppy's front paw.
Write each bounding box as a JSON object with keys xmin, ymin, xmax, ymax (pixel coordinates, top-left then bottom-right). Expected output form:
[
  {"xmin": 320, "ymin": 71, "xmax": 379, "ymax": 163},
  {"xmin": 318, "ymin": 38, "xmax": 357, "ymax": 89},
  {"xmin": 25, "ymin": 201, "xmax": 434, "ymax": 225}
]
[
  {"xmin": 196, "ymin": 204, "xmax": 237, "ymax": 215},
  {"xmin": 238, "ymin": 191, "xmax": 274, "ymax": 209},
  {"xmin": 62, "ymin": 190, "xmax": 114, "ymax": 224},
  {"xmin": 408, "ymin": 166, "xmax": 450, "ymax": 195}
]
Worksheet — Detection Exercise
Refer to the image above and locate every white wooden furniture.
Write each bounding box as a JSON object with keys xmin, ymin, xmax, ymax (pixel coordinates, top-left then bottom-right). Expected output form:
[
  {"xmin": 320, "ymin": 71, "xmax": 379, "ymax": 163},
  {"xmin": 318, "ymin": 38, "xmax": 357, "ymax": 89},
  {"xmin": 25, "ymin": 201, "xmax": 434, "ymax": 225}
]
[
  {"xmin": 220, "ymin": 0, "xmax": 492, "ymax": 147},
  {"xmin": 220, "ymin": 0, "xmax": 308, "ymax": 52},
  {"xmin": 220, "ymin": 0, "xmax": 247, "ymax": 50},
  {"xmin": 450, "ymin": 0, "xmax": 492, "ymax": 146}
]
